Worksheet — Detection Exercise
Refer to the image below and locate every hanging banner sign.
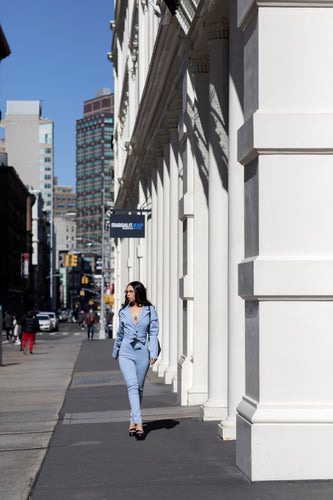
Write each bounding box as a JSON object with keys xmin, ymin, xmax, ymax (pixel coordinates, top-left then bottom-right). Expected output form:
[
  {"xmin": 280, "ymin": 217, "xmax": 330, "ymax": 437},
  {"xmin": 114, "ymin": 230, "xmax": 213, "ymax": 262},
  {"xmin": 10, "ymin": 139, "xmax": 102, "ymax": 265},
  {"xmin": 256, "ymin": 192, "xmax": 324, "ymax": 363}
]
[
  {"xmin": 21, "ymin": 253, "xmax": 29, "ymax": 278},
  {"xmin": 110, "ymin": 214, "xmax": 145, "ymax": 238}
]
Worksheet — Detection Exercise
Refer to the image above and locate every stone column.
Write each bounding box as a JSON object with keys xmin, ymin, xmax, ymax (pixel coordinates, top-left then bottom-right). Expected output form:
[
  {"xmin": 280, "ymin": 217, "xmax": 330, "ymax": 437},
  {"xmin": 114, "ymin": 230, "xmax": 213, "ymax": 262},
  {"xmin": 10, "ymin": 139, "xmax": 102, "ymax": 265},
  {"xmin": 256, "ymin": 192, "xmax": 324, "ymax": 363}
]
[
  {"xmin": 138, "ymin": 0, "xmax": 149, "ymax": 100},
  {"xmin": 201, "ymin": 20, "xmax": 229, "ymax": 421},
  {"xmin": 176, "ymin": 135, "xmax": 184, "ymax": 394},
  {"xmin": 127, "ymin": 237, "xmax": 134, "ymax": 283},
  {"xmin": 187, "ymin": 57, "xmax": 209, "ymax": 405},
  {"xmin": 150, "ymin": 165, "xmax": 158, "ymax": 306},
  {"xmin": 154, "ymin": 155, "xmax": 164, "ymax": 373},
  {"xmin": 165, "ymin": 125, "xmax": 179, "ymax": 386},
  {"xmin": 158, "ymin": 142, "xmax": 170, "ymax": 377},
  {"xmin": 137, "ymin": 179, "xmax": 145, "ymax": 283},
  {"xmin": 219, "ymin": 1, "xmax": 245, "ymax": 439},
  {"xmin": 178, "ymin": 68, "xmax": 195, "ymax": 403},
  {"xmin": 236, "ymin": 0, "xmax": 333, "ymax": 480}
]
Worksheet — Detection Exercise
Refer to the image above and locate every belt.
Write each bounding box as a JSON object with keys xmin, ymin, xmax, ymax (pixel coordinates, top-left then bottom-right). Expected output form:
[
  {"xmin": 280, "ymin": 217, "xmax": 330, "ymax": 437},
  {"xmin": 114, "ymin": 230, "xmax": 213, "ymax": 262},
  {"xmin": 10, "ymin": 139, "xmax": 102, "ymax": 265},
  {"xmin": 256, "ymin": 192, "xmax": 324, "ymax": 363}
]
[{"xmin": 130, "ymin": 336, "xmax": 146, "ymax": 350}]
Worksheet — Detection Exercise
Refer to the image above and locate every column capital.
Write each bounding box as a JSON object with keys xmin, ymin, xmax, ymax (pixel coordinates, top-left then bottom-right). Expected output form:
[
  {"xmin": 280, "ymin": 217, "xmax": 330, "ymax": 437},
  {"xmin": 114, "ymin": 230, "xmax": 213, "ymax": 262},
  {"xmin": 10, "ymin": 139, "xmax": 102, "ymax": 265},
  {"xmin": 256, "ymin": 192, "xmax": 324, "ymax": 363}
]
[
  {"xmin": 207, "ymin": 18, "xmax": 230, "ymax": 42},
  {"xmin": 140, "ymin": 0, "xmax": 148, "ymax": 12},
  {"xmin": 189, "ymin": 53, "xmax": 209, "ymax": 74}
]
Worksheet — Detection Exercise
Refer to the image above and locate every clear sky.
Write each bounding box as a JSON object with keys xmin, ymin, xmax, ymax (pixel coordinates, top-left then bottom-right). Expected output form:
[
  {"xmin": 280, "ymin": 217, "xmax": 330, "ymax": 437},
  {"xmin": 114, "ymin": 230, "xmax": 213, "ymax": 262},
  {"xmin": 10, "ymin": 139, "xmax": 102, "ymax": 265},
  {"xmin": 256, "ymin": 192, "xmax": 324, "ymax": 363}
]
[{"xmin": 0, "ymin": 0, "xmax": 114, "ymax": 190}]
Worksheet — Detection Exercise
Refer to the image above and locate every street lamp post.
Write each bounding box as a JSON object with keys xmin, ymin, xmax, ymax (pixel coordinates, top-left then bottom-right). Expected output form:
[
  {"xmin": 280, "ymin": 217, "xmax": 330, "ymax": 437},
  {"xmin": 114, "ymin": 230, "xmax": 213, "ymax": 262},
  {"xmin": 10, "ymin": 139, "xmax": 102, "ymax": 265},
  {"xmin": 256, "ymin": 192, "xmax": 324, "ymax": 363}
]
[{"xmin": 99, "ymin": 173, "xmax": 106, "ymax": 339}]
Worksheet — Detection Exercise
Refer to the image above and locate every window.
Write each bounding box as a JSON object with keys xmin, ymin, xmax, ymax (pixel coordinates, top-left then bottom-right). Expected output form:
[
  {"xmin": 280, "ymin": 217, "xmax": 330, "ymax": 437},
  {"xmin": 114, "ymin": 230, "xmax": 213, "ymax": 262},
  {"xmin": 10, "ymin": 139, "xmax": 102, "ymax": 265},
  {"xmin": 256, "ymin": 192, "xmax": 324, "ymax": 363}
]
[{"xmin": 39, "ymin": 123, "xmax": 53, "ymax": 144}]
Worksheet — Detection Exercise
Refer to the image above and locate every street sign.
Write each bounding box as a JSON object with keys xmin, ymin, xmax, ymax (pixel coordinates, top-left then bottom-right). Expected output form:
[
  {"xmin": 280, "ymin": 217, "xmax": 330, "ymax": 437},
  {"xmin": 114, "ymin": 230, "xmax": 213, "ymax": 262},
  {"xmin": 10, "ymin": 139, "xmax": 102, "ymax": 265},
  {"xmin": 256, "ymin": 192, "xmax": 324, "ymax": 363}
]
[{"xmin": 110, "ymin": 214, "xmax": 145, "ymax": 238}]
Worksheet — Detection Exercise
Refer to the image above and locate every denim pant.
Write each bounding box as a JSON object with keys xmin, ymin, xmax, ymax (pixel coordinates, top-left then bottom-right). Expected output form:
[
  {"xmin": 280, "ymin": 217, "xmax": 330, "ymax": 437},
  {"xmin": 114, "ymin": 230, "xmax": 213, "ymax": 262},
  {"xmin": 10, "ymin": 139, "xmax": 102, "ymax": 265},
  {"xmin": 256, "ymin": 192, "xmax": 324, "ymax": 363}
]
[
  {"xmin": 87, "ymin": 324, "xmax": 94, "ymax": 339},
  {"xmin": 119, "ymin": 339, "xmax": 150, "ymax": 424}
]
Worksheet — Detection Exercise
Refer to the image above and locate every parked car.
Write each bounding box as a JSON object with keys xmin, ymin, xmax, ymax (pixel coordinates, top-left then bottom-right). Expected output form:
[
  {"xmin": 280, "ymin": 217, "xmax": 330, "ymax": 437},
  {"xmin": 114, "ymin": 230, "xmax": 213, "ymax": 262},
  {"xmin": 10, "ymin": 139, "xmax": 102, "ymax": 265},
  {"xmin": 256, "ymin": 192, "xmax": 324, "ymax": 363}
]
[
  {"xmin": 36, "ymin": 314, "xmax": 52, "ymax": 332},
  {"xmin": 44, "ymin": 312, "xmax": 59, "ymax": 331},
  {"xmin": 56, "ymin": 309, "xmax": 68, "ymax": 322},
  {"xmin": 61, "ymin": 310, "xmax": 69, "ymax": 321}
]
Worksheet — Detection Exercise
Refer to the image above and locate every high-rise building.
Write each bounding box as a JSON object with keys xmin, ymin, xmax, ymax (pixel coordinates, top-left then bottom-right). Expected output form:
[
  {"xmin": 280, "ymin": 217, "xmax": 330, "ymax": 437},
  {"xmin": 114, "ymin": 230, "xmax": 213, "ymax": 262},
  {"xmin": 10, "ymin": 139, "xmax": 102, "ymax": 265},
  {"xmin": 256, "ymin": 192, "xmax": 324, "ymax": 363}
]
[
  {"xmin": 1, "ymin": 100, "xmax": 56, "ymax": 309},
  {"xmin": 76, "ymin": 90, "xmax": 114, "ymax": 246},
  {"xmin": 53, "ymin": 177, "xmax": 76, "ymax": 217},
  {"xmin": 1, "ymin": 100, "xmax": 55, "ymax": 221}
]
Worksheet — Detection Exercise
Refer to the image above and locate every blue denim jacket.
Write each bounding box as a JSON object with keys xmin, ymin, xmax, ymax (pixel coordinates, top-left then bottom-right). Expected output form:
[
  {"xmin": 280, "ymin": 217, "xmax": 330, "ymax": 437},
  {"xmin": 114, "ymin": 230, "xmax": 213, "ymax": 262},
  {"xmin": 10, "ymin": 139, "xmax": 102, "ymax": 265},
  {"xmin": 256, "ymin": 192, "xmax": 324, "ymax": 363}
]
[{"xmin": 112, "ymin": 305, "xmax": 159, "ymax": 359}]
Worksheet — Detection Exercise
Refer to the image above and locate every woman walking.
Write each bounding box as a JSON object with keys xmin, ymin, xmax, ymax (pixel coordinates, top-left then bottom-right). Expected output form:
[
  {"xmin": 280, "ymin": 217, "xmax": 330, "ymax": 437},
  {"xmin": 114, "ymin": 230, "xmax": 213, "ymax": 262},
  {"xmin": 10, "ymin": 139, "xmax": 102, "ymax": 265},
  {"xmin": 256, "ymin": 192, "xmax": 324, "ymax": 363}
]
[{"xmin": 112, "ymin": 281, "xmax": 159, "ymax": 440}]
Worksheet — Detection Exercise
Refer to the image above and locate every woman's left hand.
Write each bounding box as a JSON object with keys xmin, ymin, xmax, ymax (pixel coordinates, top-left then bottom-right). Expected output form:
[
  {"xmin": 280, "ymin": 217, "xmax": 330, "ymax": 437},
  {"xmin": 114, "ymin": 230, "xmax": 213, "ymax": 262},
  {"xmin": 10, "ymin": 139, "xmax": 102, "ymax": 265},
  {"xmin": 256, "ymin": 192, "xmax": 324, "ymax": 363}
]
[{"xmin": 150, "ymin": 358, "xmax": 157, "ymax": 366}]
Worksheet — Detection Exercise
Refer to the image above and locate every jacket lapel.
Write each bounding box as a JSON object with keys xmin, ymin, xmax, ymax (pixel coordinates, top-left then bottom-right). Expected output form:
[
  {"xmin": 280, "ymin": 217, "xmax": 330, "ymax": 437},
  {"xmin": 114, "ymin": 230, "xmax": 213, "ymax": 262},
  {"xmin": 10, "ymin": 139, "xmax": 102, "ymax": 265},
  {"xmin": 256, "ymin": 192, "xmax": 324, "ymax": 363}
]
[{"xmin": 136, "ymin": 305, "xmax": 149, "ymax": 327}]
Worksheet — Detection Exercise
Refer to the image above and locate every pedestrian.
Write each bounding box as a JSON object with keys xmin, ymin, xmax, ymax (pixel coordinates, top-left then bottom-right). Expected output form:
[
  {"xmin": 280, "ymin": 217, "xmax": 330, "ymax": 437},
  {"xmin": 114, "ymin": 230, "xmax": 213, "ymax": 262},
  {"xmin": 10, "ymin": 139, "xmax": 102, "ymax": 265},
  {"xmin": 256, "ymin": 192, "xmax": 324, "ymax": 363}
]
[
  {"xmin": 3, "ymin": 311, "xmax": 13, "ymax": 341},
  {"xmin": 85, "ymin": 308, "xmax": 97, "ymax": 340},
  {"xmin": 12, "ymin": 315, "xmax": 21, "ymax": 344},
  {"xmin": 105, "ymin": 308, "xmax": 114, "ymax": 337},
  {"xmin": 21, "ymin": 310, "xmax": 39, "ymax": 355},
  {"xmin": 112, "ymin": 281, "xmax": 159, "ymax": 440},
  {"xmin": 78, "ymin": 310, "xmax": 85, "ymax": 330}
]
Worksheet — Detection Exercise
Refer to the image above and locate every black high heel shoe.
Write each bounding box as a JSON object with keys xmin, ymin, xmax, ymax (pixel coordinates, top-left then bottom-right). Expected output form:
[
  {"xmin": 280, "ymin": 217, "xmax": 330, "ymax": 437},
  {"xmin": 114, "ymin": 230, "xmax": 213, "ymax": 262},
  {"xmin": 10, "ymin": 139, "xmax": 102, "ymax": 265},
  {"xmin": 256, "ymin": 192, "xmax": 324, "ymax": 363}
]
[
  {"xmin": 135, "ymin": 430, "xmax": 145, "ymax": 440},
  {"xmin": 128, "ymin": 428, "xmax": 136, "ymax": 437}
]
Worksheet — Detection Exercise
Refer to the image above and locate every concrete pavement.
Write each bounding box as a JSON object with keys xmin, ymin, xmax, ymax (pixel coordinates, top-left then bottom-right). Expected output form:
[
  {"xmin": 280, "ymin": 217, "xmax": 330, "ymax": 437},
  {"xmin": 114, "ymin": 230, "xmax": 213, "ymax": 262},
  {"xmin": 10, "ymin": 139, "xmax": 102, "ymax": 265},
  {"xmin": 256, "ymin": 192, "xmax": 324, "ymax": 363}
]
[
  {"xmin": 2, "ymin": 326, "xmax": 333, "ymax": 499},
  {"xmin": 0, "ymin": 327, "xmax": 82, "ymax": 500}
]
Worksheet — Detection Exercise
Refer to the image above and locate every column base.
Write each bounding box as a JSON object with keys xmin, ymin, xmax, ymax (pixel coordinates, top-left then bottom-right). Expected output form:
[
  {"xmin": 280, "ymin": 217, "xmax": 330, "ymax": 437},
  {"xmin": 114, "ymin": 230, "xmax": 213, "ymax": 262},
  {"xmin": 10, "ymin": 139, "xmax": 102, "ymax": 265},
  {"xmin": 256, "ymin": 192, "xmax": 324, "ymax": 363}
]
[
  {"xmin": 237, "ymin": 398, "xmax": 333, "ymax": 481},
  {"xmin": 151, "ymin": 362, "xmax": 158, "ymax": 373},
  {"xmin": 164, "ymin": 366, "xmax": 177, "ymax": 385},
  {"xmin": 172, "ymin": 374, "xmax": 177, "ymax": 393},
  {"xmin": 187, "ymin": 387, "xmax": 208, "ymax": 406},
  {"xmin": 218, "ymin": 415, "xmax": 236, "ymax": 440},
  {"xmin": 200, "ymin": 400, "xmax": 227, "ymax": 421},
  {"xmin": 157, "ymin": 360, "xmax": 168, "ymax": 378},
  {"xmin": 177, "ymin": 354, "xmax": 192, "ymax": 406}
]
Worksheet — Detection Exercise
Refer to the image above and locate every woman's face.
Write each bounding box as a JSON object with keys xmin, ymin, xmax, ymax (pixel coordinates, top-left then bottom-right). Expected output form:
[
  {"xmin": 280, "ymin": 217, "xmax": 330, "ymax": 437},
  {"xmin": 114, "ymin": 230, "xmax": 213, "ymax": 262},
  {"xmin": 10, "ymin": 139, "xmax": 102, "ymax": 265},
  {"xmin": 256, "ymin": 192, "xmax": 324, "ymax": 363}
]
[{"xmin": 126, "ymin": 285, "xmax": 136, "ymax": 305}]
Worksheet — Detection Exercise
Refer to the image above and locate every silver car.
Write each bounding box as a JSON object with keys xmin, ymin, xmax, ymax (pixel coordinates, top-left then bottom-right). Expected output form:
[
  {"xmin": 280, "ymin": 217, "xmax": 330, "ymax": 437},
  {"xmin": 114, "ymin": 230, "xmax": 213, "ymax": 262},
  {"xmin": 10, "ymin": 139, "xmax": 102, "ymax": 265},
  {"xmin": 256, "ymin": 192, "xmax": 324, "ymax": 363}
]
[
  {"xmin": 44, "ymin": 312, "xmax": 59, "ymax": 331},
  {"xmin": 36, "ymin": 314, "xmax": 52, "ymax": 332},
  {"xmin": 39, "ymin": 312, "xmax": 59, "ymax": 331}
]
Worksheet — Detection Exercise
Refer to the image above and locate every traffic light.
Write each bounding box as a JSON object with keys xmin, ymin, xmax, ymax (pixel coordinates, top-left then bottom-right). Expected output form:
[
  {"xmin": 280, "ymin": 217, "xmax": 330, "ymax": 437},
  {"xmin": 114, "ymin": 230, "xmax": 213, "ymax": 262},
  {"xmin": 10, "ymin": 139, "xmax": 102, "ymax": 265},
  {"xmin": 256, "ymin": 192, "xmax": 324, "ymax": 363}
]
[
  {"xmin": 81, "ymin": 276, "xmax": 89, "ymax": 284},
  {"xmin": 71, "ymin": 255, "xmax": 78, "ymax": 267},
  {"xmin": 65, "ymin": 254, "xmax": 70, "ymax": 267}
]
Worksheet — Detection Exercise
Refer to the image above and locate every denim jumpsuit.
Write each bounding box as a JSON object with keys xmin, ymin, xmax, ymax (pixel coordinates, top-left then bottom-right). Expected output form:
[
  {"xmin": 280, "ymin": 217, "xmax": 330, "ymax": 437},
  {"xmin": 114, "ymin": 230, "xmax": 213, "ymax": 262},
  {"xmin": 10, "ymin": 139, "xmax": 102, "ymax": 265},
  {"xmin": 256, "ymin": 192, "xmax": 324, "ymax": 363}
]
[{"xmin": 112, "ymin": 305, "xmax": 159, "ymax": 424}]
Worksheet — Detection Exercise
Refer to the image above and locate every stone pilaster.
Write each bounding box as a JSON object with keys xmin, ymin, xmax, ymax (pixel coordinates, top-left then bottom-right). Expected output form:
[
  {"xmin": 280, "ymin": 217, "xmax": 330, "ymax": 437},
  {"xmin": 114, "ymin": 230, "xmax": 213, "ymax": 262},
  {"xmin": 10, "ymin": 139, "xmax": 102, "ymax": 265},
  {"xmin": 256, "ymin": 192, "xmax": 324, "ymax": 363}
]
[{"xmin": 236, "ymin": 0, "xmax": 333, "ymax": 480}]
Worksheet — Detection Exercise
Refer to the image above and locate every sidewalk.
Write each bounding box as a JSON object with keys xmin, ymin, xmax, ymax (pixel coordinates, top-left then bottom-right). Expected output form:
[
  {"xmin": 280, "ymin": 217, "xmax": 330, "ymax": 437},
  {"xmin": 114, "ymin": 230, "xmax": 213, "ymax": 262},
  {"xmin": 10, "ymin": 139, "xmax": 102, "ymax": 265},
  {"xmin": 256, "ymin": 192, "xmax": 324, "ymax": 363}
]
[
  {"xmin": 0, "ymin": 330, "xmax": 82, "ymax": 500},
  {"xmin": 2, "ymin": 332, "xmax": 333, "ymax": 499}
]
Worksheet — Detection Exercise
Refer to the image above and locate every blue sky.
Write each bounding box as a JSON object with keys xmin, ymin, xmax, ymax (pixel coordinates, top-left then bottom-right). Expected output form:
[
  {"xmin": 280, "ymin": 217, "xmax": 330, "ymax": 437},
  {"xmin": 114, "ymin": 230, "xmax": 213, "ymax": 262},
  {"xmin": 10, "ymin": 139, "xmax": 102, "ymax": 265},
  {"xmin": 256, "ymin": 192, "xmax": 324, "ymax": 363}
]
[{"xmin": 0, "ymin": 0, "xmax": 114, "ymax": 189}]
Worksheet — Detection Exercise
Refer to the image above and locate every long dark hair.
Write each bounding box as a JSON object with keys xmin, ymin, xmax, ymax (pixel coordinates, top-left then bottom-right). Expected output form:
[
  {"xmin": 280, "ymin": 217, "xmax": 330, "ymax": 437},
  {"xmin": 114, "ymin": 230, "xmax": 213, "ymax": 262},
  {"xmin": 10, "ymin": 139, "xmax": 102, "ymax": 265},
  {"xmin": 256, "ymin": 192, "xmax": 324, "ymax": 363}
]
[{"xmin": 120, "ymin": 281, "xmax": 153, "ymax": 311}]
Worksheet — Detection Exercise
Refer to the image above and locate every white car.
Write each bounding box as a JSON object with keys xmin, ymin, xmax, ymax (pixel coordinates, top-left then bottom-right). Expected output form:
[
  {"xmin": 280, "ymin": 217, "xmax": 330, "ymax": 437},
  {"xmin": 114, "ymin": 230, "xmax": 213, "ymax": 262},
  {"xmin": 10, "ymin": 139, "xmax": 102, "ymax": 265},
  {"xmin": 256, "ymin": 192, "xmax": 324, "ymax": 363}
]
[
  {"xmin": 43, "ymin": 312, "xmax": 59, "ymax": 331},
  {"xmin": 36, "ymin": 314, "xmax": 52, "ymax": 332}
]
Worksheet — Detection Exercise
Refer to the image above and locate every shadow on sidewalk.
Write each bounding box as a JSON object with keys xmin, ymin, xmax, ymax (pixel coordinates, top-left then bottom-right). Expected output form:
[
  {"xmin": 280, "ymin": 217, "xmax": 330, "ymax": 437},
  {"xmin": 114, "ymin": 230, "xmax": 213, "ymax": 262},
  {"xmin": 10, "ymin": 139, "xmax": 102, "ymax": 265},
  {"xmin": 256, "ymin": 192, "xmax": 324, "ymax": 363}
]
[{"xmin": 143, "ymin": 418, "xmax": 180, "ymax": 437}]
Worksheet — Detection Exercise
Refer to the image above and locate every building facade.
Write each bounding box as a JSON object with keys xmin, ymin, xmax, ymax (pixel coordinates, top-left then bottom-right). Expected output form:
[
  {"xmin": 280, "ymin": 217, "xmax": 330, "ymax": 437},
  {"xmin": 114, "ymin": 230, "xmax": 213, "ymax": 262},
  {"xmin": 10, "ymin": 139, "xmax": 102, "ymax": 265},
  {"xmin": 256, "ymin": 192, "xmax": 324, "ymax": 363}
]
[
  {"xmin": 111, "ymin": 0, "xmax": 333, "ymax": 482},
  {"xmin": 0, "ymin": 167, "xmax": 34, "ymax": 314},
  {"xmin": 76, "ymin": 89, "xmax": 114, "ymax": 246},
  {"xmin": 30, "ymin": 190, "xmax": 51, "ymax": 311},
  {"xmin": 53, "ymin": 177, "xmax": 76, "ymax": 217},
  {"xmin": 2, "ymin": 101, "xmax": 55, "ymax": 221},
  {"xmin": 1, "ymin": 101, "xmax": 56, "ymax": 309}
]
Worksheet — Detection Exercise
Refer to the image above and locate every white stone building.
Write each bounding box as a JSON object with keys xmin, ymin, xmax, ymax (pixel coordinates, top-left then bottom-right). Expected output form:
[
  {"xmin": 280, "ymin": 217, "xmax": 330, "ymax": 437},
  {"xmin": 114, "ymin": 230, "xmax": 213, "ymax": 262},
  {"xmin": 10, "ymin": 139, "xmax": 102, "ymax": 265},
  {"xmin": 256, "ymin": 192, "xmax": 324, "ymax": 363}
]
[{"xmin": 110, "ymin": 0, "xmax": 333, "ymax": 481}]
